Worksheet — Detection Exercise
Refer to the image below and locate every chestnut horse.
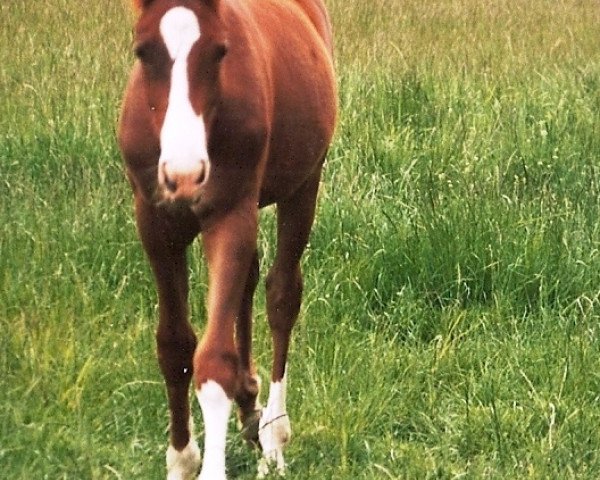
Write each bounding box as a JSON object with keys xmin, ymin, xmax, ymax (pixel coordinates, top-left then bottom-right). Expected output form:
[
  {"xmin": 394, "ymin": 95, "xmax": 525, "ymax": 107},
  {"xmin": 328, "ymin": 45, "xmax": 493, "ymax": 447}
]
[{"xmin": 118, "ymin": 0, "xmax": 336, "ymax": 478}]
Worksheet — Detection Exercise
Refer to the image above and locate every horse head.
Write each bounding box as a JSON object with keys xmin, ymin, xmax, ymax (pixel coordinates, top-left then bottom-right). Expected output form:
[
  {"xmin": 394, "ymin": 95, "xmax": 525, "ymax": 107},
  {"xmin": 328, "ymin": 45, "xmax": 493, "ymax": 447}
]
[{"xmin": 131, "ymin": 0, "xmax": 227, "ymax": 204}]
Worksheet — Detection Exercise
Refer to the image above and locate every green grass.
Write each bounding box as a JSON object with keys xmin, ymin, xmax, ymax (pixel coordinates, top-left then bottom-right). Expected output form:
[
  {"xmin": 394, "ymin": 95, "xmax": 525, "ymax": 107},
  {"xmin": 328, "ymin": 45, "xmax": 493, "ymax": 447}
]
[{"xmin": 2, "ymin": 0, "xmax": 600, "ymax": 478}]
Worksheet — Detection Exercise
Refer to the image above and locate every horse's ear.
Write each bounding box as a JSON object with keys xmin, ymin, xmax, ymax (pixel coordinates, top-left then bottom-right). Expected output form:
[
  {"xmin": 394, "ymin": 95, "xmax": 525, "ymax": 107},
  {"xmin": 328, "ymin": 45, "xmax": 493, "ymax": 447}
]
[
  {"xmin": 201, "ymin": 0, "xmax": 221, "ymax": 11},
  {"xmin": 131, "ymin": 0, "xmax": 154, "ymax": 12},
  {"xmin": 131, "ymin": 0, "xmax": 220, "ymax": 13}
]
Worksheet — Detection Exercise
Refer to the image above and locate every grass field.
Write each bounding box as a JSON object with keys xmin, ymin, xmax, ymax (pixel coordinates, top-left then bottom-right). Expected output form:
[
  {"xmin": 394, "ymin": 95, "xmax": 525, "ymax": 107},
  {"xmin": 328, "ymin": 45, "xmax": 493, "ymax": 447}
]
[{"xmin": 2, "ymin": 0, "xmax": 600, "ymax": 478}]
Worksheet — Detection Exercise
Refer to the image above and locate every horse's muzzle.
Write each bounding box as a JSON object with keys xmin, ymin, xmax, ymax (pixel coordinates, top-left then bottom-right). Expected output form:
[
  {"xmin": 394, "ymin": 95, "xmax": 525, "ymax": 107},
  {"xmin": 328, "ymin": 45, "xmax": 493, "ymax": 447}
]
[{"xmin": 158, "ymin": 159, "xmax": 209, "ymax": 203}]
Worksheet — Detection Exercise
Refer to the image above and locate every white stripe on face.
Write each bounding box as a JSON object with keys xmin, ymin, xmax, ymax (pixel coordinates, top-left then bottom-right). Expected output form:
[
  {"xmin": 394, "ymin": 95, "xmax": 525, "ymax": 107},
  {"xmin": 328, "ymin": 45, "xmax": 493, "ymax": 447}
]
[{"xmin": 159, "ymin": 7, "xmax": 209, "ymax": 179}]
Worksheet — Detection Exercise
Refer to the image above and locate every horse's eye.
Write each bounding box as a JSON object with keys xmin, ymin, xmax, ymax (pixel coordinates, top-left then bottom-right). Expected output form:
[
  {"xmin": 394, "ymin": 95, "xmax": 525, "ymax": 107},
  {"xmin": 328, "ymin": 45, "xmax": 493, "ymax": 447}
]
[
  {"xmin": 135, "ymin": 41, "xmax": 166, "ymax": 65},
  {"xmin": 134, "ymin": 42, "xmax": 152, "ymax": 62},
  {"xmin": 214, "ymin": 42, "xmax": 228, "ymax": 63},
  {"xmin": 134, "ymin": 41, "xmax": 170, "ymax": 80}
]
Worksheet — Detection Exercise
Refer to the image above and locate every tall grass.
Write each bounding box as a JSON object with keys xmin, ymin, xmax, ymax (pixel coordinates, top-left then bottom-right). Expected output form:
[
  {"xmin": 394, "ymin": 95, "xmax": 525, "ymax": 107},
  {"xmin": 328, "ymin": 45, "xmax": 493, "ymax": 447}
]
[{"xmin": 2, "ymin": 0, "xmax": 600, "ymax": 478}]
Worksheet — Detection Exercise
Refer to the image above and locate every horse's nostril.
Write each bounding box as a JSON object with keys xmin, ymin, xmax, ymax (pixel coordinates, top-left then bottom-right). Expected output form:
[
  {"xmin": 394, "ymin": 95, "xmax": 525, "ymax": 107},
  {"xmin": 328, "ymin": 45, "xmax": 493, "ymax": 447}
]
[
  {"xmin": 161, "ymin": 165, "xmax": 178, "ymax": 193},
  {"xmin": 165, "ymin": 176, "xmax": 177, "ymax": 193},
  {"xmin": 195, "ymin": 168, "xmax": 206, "ymax": 185},
  {"xmin": 160, "ymin": 160, "xmax": 209, "ymax": 198}
]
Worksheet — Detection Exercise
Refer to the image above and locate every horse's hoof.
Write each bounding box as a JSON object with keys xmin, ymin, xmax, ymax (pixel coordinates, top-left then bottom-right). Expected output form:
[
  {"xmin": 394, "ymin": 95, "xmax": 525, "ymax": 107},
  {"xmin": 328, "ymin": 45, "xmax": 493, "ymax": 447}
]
[
  {"xmin": 239, "ymin": 408, "xmax": 262, "ymax": 447},
  {"xmin": 166, "ymin": 440, "xmax": 201, "ymax": 480}
]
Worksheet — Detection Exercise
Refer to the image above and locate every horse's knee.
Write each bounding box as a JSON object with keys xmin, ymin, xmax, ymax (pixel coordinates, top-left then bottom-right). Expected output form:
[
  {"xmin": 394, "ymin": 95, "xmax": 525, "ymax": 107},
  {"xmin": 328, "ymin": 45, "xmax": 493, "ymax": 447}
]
[
  {"xmin": 193, "ymin": 346, "xmax": 240, "ymax": 397},
  {"xmin": 265, "ymin": 265, "xmax": 303, "ymax": 331},
  {"xmin": 235, "ymin": 371, "xmax": 261, "ymax": 410}
]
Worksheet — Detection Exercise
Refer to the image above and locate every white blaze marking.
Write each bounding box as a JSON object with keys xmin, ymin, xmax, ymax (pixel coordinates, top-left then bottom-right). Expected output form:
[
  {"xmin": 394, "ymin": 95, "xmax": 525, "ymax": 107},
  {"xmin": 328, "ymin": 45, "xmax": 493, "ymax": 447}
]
[
  {"xmin": 196, "ymin": 381, "xmax": 231, "ymax": 480},
  {"xmin": 258, "ymin": 370, "xmax": 291, "ymax": 477},
  {"xmin": 159, "ymin": 7, "xmax": 209, "ymax": 178}
]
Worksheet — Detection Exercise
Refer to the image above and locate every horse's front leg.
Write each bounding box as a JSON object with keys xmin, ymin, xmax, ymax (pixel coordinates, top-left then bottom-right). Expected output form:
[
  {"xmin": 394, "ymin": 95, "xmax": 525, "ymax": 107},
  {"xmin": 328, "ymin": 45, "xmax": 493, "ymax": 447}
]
[
  {"xmin": 135, "ymin": 199, "xmax": 201, "ymax": 480},
  {"xmin": 194, "ymin": 201, "xmax": 258, "ymax": 480},
  {"xmin": 258, "ymin": 170, "xmax": 322, "ymax": 478},
  {"xmin": 235, "ymin": 250, "xmax": 263, "ymax": 445}
]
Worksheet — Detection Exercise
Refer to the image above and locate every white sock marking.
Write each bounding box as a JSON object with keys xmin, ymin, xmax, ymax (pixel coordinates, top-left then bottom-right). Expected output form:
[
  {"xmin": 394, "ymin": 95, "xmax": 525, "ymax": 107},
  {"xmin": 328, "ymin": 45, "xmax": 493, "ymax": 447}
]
[
  {"xmin": 159, "ymin": 7, "xmax": 209, "ymax": 180},
  {"xmin": 166, "ymin": 439, "xmax": 201, "ymax": 480},
  {"xmin": 258, "ymin": 371, "xmax": 291, "ymax": 477},
  {"xmin": 196, "ymin": 381, "xmax": 232, "ymax": 480}
]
